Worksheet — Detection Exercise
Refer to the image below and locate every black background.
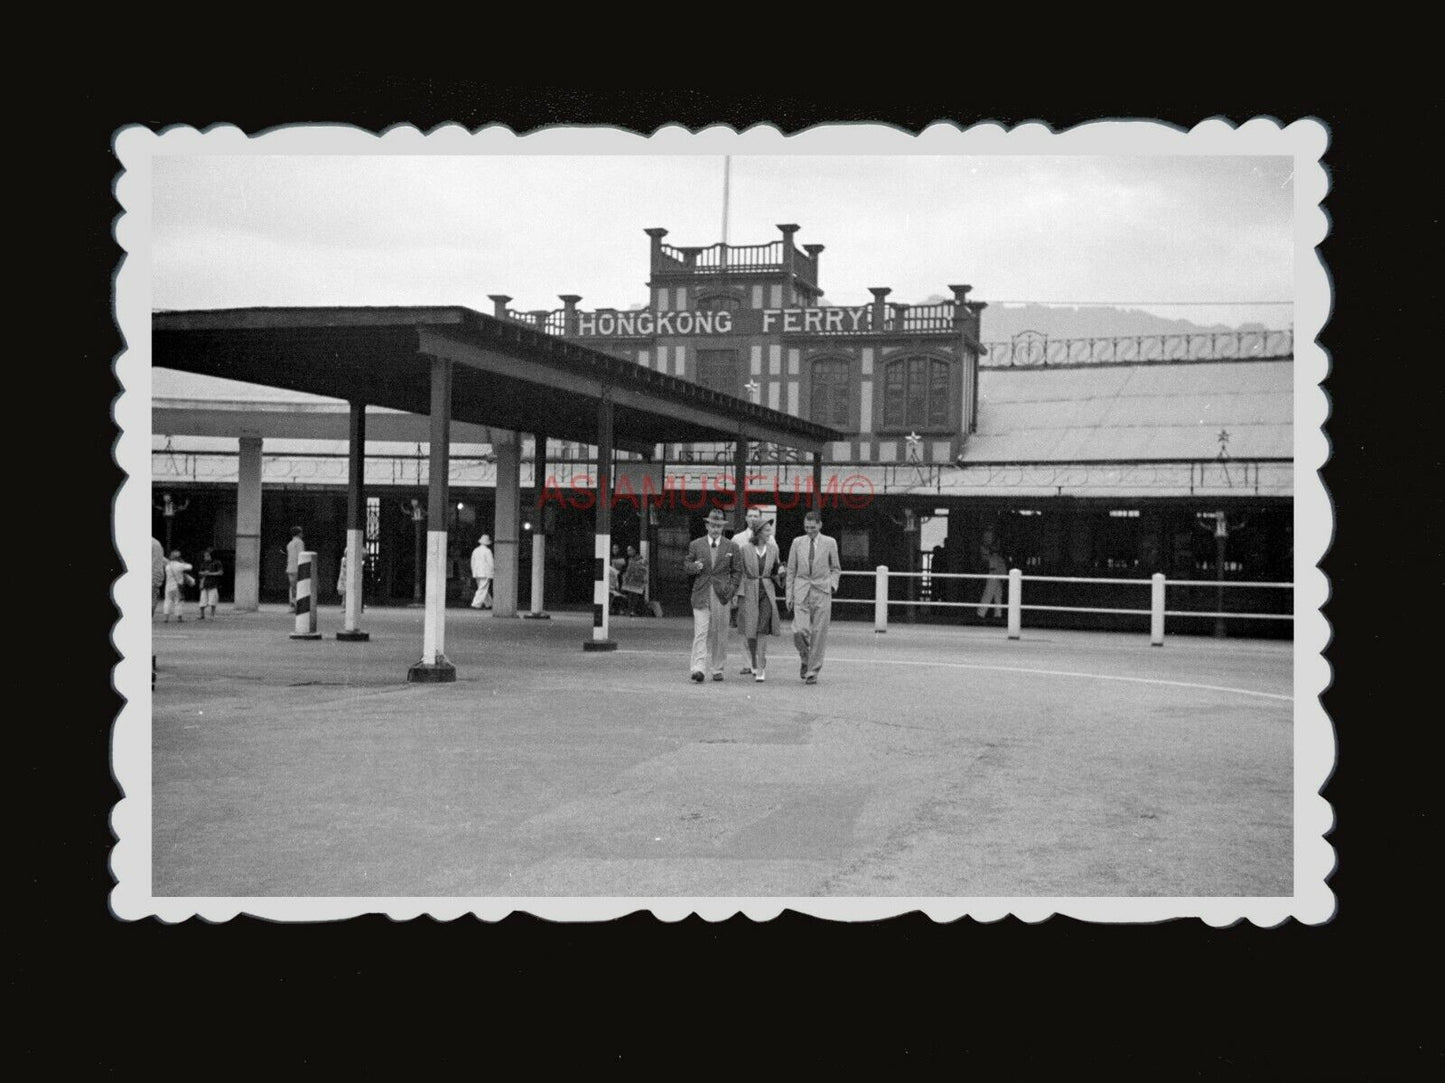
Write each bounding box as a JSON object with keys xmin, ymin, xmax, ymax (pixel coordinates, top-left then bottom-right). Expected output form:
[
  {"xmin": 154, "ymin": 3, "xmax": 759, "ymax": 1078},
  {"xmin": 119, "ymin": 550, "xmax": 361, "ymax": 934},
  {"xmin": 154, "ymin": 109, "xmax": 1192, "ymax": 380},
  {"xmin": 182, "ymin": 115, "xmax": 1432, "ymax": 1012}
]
[{"xmin": 50, "ymin": 80, "xmax": 1436, "ymax": 1074}]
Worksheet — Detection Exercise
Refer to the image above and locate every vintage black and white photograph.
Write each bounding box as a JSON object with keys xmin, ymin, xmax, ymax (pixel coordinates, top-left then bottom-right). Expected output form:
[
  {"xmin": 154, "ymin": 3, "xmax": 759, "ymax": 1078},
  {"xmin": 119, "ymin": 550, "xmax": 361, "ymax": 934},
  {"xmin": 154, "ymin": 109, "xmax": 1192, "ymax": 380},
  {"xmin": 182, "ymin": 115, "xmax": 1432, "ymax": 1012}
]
[{"xmin": 111, "ymin": 120, "xmax": 1331, "ymax": 922}]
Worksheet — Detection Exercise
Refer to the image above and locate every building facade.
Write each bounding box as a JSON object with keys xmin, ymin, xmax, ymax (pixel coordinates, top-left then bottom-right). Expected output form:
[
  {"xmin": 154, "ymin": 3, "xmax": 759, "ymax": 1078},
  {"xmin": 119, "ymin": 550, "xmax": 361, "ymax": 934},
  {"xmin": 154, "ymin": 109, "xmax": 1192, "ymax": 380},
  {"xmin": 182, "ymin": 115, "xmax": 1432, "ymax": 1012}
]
[{"xmin": 153, "ymin": 224, "xmax": 1294, "ymax": 636}]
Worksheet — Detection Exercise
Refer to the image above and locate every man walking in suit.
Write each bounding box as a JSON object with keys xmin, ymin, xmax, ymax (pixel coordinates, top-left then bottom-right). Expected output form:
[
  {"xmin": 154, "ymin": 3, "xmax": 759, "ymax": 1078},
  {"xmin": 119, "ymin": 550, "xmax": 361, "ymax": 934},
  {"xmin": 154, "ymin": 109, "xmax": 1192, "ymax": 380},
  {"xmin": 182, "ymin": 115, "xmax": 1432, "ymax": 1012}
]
[
  {"xmin": 686, "ymin": 508, "xmax": 743, "ymax": 683},
  {"xmin": 784, "ymin": 508, "xmax": 843, "ymax": 685}
]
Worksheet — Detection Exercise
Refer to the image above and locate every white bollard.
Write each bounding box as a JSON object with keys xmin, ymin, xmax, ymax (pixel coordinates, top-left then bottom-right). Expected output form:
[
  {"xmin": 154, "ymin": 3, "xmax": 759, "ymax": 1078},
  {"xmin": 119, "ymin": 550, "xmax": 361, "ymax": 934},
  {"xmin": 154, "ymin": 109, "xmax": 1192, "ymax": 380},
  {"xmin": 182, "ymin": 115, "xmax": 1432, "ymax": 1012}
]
[
  {"xmin": 1150, "ymin": 573, "xmax": 1166, "ymax": 646},
  {"xmin": 1007, "ymin": 567, "xmax": 1022, "ymax": 640},
  {"xmin": 524, "ymin": 531, "xmax": 550, "ymax": 620},
  {"xmin": 874, "ymin": 564, "xmax": 889, "ymax": 633},
  {"xmin": 290, "ymin": 550, "xmax": 321, "ymax": 640}
]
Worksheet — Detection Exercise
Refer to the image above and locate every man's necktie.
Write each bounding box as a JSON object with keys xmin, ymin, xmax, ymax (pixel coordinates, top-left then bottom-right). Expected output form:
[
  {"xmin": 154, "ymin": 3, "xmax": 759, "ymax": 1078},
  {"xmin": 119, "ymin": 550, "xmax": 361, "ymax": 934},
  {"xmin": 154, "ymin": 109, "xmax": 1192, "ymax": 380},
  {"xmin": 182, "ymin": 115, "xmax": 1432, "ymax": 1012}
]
[{"xmin": 809, "ymin": 536, "xmax": 816, "ymax": 574}]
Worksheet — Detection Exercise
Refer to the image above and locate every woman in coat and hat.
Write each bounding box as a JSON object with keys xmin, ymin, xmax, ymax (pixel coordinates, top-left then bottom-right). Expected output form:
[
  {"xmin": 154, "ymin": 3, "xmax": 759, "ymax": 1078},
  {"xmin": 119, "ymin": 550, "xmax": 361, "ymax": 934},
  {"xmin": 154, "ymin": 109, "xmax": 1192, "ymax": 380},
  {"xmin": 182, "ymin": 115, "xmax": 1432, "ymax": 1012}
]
[{"xmin": 736, "ymin": 518, "xmax": 782, "ymax": 682}]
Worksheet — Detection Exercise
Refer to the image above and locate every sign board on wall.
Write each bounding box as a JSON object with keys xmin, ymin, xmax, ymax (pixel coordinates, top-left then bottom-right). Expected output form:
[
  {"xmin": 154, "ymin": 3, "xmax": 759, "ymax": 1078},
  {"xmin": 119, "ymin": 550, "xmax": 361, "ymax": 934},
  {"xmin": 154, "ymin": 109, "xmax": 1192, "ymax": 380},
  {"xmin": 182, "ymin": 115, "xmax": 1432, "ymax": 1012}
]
[{"xmin": 574, "ymin": 306, "xmax": 941, "ymax": 338}]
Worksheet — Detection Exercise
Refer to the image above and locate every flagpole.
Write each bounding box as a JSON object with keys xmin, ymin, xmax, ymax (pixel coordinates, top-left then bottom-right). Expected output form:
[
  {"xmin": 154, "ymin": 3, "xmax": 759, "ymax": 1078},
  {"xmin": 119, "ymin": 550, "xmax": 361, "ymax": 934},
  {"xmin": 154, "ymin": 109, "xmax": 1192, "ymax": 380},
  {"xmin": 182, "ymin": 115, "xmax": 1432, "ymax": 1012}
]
[{"xmin": 721, "ymin": 156, "xmax": 731, "ymax": 245}]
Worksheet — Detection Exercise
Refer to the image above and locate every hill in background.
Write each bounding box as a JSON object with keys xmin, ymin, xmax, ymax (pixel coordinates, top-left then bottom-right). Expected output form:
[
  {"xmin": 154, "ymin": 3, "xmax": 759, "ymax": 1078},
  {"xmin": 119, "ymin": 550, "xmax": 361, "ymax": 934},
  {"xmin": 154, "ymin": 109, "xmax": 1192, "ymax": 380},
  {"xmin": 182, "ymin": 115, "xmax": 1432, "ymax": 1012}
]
[{"xmin": 915, "ymin": 300, "xmax": 1278, "ymax": 342}]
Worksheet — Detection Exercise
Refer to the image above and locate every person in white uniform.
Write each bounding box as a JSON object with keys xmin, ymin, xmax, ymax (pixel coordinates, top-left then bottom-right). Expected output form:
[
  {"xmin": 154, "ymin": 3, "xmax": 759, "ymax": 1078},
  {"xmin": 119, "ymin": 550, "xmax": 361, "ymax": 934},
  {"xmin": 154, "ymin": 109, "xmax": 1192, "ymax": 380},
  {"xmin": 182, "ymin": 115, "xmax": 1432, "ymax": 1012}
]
[
  {"xmin": 162, "ymin": 551, "xmax": 194, "ymax": 623},
  {"xmin": 470, "ymin": 534, "xmax": 494, "ymax": 610}
]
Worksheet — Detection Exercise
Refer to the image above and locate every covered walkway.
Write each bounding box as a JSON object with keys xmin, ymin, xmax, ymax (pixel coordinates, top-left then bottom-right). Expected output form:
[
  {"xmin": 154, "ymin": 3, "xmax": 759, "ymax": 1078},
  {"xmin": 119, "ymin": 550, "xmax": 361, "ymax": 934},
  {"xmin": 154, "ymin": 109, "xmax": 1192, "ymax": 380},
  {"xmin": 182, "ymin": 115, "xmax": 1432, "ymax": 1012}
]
[{"xmin": 153, "ymin": 306, "xmax": 839, "ymax": 680}]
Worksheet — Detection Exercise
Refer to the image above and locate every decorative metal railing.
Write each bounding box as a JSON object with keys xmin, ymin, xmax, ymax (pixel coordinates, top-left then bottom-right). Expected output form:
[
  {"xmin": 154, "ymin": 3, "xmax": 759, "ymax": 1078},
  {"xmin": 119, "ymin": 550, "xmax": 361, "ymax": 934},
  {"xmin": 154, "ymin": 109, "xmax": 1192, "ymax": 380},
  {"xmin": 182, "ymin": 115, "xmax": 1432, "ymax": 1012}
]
[
  {"xmin": 834, "ymin": 567, "xmax": 1294, "ymax": 643},
  {"xmin": 981, "ymin": 329, "xmax": 1293, "ymax": 367},
  {"xmin": 655, "ymin": 239, "xmax": 819, "ymax": 282},
  {"xmin": 501, "ymin": 308, "xmax": 566, "ymax": 334},
  {"xmin": 659, "ymin": 240, "xmax": 785, "ymax": 275}
]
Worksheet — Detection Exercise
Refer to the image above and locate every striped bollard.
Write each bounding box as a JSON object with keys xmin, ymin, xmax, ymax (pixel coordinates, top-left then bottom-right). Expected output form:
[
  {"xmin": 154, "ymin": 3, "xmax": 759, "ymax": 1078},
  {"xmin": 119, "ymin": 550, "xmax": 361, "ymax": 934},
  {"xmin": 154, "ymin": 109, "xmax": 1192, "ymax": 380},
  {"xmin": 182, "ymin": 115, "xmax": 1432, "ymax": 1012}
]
[
  {"xmin": 290, "ymin": 551, "xmax": 322, "ymax": 640},
  {"xmin": 1006, "ymin": 568, "xmax": 1022, "ymax": 640},
  {"xmin": 874, "ymin": 564, "xmax": 889, "ymax": 633},
  {"xmin": 583, "ymin": 532, "xmax": 617, "ymax": 651}
]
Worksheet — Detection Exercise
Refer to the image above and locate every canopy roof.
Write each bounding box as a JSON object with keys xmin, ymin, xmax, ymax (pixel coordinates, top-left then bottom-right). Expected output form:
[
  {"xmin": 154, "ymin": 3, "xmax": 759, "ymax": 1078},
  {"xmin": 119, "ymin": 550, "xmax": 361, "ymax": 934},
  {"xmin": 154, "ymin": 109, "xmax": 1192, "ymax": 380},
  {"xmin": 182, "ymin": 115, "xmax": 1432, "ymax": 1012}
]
[{"xmin": 152, "ymin": 306, "xmax": 840, "ymax": 456}]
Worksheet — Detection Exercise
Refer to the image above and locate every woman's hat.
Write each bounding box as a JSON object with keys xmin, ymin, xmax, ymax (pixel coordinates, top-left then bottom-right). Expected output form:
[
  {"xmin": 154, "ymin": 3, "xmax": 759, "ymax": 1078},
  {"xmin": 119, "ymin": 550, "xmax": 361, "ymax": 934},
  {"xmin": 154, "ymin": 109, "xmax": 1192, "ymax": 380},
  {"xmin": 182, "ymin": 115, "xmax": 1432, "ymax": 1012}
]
[{"xmin": 478, "ymin": 534, "xmax": 492, "ymax": 545}]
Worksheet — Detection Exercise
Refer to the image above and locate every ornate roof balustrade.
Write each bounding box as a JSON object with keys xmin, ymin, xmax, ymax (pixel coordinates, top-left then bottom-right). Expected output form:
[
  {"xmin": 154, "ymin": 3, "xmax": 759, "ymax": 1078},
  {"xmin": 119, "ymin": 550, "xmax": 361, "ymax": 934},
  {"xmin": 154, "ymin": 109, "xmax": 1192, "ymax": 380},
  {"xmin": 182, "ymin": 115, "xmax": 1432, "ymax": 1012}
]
[{"xmin": 981, "ymin": 329, "xmax": 1294, "ymax": 367}]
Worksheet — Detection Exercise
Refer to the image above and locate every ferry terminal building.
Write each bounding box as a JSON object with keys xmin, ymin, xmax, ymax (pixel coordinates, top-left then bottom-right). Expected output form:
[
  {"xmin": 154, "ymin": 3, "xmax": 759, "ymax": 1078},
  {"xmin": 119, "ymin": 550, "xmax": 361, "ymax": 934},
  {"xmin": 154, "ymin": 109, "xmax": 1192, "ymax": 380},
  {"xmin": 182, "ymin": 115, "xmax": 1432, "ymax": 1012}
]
[{"xmin": 153, "ymin": 224, "xmax": 1294, "ymax": 636}]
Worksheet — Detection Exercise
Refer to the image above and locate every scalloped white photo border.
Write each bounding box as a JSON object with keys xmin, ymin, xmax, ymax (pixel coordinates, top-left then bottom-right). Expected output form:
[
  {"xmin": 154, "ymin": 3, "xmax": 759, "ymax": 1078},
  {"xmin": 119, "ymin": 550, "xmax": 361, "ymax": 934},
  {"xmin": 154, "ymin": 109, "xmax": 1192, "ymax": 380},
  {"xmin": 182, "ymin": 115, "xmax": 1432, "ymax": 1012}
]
[{"xmin": 110, "ymin": 117, "xmax": 1332, "ymax": 925}]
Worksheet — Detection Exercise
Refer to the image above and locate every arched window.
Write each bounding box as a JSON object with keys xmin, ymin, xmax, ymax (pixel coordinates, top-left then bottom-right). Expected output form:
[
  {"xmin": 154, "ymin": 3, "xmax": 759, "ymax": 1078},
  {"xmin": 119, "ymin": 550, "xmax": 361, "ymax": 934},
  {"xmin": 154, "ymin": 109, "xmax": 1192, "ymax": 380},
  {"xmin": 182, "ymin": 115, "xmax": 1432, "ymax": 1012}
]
[
  {"xmin": 696, "ymin": 294, "xmax": 742, "ymax": 313},
  {"xmin": 883, "ymin": 356, "xmax": 951, "ymax": 429},
  {"xmin": 810, "ymin": 358, "xmax": 851, "ymax": 428}
]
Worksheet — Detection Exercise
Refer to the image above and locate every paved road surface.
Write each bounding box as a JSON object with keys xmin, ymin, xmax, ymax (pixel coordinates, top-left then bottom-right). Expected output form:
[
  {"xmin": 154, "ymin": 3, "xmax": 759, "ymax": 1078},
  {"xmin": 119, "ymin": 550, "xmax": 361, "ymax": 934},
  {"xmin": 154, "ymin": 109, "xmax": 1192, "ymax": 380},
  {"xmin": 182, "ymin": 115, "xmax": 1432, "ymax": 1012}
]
[{"xmin": 148, "ymin": 606, "xmax": 1292, "ymax": 898}]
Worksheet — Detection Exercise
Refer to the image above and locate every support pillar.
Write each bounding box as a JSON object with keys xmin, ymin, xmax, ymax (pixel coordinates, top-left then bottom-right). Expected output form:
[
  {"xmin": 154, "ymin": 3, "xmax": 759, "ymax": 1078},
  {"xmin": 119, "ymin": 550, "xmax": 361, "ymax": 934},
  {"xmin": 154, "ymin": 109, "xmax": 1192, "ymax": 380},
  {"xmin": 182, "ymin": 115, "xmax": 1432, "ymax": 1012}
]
[
  {"xmin": 1007, "ymin": 567, "xmax": 1022, "ymax": 640},
  {"xmin": 812, "ymin": 451, "xmax": 824, "ymax": 511},
  {"xmin": 1214, "ymin": 514, "xmax": 1228, "ymax": 638},
  {"xmin": 734, "ymin": 431, "xmax": 748, "ymax": 530},
  {"xmin": 408, "ymin": 356, "xmax": 456, "ymax": 682},
  {"xmin": 584, "ymin": 392, "xmax": 618, "ymax": 651},
  {"xmin": 526, "ymin": 433, "xmax": 551, "ymax": 619},
  {"xmin": 493, "ymin": 430, "xmax": 522, "ymax": 617},
  {"xmin": 234, "ymin": 436, "xmax": 262, "ymax": 611},
  {"xmin": 338, "ymin": 401, "xmax": 370, "ymax": 641},
  {"xmin": 869, "ymin": 287, "xmax": 891, "ymax": 333}
]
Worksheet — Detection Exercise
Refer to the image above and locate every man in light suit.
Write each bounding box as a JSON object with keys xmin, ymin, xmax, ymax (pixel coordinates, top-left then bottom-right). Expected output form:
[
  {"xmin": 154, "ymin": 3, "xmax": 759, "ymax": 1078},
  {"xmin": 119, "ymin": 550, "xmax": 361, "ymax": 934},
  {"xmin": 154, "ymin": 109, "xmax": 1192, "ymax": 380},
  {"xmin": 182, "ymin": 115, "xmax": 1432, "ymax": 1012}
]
[
  {"xmin": 685, "ymin": 507, "xmax": 744, "ymax": 683},
  {"xmin": 784, "ymin": 508, "xmax": 842, "ymax": 685}
]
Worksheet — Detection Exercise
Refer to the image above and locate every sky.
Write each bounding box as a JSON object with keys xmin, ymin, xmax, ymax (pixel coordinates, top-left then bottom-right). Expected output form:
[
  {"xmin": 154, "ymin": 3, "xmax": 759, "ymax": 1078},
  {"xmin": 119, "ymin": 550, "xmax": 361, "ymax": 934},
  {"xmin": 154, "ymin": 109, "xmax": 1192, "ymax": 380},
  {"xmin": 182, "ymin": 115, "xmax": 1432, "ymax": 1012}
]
[{"xmin": 151, "ymin": 154, "xmax": 1295, "ymax": 330}]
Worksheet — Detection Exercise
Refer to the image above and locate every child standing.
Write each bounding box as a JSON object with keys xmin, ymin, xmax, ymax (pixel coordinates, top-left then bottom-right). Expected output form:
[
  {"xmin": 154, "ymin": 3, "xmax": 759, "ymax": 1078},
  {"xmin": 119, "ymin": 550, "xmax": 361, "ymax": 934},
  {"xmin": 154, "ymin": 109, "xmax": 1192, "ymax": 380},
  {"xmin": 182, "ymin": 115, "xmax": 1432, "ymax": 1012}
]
[
  {"xmin": 163, "ymin": 550, "xmax": 194, "ymax": 623},
  {"xmin": 197, "ymin": 548, "xmax": 223, "ymax": 620}
]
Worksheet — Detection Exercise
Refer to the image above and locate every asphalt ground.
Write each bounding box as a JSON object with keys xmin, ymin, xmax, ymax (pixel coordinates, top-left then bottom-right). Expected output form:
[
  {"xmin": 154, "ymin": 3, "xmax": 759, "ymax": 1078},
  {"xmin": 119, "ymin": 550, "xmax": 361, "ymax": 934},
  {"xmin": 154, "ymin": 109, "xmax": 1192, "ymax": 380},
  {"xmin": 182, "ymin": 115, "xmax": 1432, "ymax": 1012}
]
[{"xmin": 148, "ymin": 604, "xmax": 1293, "ymax": 898}]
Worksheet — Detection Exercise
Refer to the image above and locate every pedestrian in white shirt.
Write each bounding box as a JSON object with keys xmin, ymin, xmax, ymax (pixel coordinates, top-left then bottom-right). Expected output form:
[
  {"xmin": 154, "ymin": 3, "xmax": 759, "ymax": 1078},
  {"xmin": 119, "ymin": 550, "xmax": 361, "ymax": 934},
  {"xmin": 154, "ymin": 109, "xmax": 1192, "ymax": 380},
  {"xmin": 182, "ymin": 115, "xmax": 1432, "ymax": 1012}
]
[
  {"xmin": 470, "ymin": 535, "xmax": 495, "ymax": 610},
  {"xmin": 162, "ymin": 550, "xmax": 194, "ymax": 623}
]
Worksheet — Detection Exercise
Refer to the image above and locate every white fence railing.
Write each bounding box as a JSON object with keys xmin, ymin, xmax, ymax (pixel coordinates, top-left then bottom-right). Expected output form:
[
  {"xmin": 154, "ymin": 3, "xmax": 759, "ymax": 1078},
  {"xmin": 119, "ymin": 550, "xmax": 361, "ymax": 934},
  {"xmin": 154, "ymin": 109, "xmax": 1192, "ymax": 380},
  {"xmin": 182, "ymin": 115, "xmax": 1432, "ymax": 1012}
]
[{"xmin": 831, "ymin": 567, "xmax": 1293, "ymax": 644}]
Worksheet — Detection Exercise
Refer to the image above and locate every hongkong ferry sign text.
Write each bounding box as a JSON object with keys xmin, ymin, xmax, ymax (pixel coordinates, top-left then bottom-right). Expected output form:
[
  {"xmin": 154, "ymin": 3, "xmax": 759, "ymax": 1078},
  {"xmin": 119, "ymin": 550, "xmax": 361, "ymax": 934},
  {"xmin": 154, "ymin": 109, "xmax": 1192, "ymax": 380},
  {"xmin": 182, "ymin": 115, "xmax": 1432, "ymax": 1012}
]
[{"xmin": 575, "ymin": 306, "xmax": 881, "ymax": 338}]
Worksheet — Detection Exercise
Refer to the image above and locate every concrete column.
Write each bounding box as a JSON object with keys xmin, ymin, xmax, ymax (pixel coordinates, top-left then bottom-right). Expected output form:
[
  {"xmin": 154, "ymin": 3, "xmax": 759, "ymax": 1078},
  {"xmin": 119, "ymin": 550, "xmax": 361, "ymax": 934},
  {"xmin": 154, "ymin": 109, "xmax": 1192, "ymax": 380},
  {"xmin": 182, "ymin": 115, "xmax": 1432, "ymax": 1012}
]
[
  {"xmin": 869, "ymin": 287, "xmax": 891, "ymax": 333},
  {"xmin": 408, "ymin": 356, "xmax": 456, "ymax": 683},
  {"xmin": 559, "ymin": 296, "xmax": 581, "ymax": 336},
  {"xmin": 968, "ymin": 301, "xmax": 987, "ymax": 434},
  {"xmin": 1007, "ymin": 568, "xmax": 1022, "ymax": 640},
  {"xmin": 338, "ymin": 401, "xmax": 369, "ymax": 641},
  {"xmin": 493, "ymin": 430, "xmax": 522, "ymax": 618},
  {"xmin": 812, "ymin": 451, "xmax": 824, "ymax": 511},
  {"xmin": 803, "ymin": 243, "xmax": 825, "ymax": 284},
  {"xmin": 234, "ymin": 436, "xmax": 262, "ymax": 611},
  {"xmin": 584, "ymin": 392, "xmax": 618, "ymax": 651},
  {"xmin": 526, "ymin": 433, "xmax": 551, "ymax": 620},
  {"xmin": 734, "ymin": 433, "xmax": 748, "ymax": 531},
  {"xmin": 644, "ymin": 227, "xmax": 669, "ymax": 276}
]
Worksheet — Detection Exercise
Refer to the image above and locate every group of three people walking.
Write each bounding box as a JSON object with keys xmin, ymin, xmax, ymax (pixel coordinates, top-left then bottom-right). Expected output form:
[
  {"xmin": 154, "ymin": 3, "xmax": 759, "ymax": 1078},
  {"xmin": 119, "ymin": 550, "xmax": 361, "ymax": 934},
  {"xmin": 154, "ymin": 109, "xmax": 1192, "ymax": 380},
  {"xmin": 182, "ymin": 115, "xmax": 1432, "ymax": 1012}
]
[{"xmin": 687, "ymin": 505, "xmax": 841, "ymax": 686}]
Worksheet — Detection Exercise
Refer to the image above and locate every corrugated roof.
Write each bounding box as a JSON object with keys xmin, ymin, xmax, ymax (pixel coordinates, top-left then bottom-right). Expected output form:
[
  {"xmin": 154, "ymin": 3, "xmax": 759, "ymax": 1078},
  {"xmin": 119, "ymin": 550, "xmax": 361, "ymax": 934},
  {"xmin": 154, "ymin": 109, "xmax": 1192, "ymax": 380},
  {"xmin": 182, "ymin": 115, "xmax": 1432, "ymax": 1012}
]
[{"xmin": 962, "ymin": 359, "xmax": 1293, "ymax": 463}]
